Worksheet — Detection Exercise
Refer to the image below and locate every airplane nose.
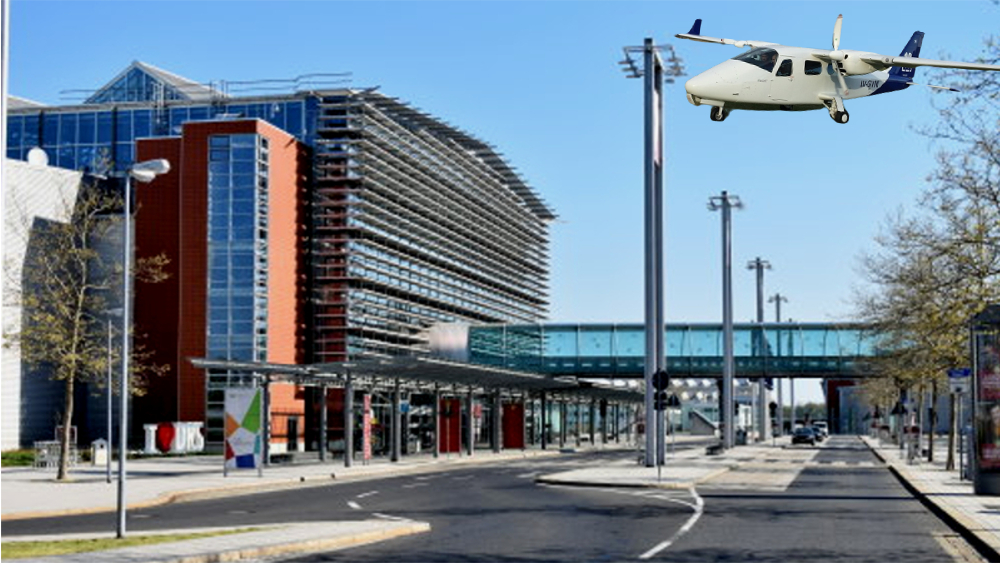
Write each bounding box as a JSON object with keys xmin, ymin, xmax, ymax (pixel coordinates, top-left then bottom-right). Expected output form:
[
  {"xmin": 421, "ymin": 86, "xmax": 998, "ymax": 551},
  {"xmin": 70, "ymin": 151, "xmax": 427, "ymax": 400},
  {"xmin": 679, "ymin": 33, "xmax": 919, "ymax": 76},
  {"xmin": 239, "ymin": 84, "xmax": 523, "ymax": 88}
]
[{"xmin": 685, "ymin": 73, "xmax": 711, "ymax": 99}]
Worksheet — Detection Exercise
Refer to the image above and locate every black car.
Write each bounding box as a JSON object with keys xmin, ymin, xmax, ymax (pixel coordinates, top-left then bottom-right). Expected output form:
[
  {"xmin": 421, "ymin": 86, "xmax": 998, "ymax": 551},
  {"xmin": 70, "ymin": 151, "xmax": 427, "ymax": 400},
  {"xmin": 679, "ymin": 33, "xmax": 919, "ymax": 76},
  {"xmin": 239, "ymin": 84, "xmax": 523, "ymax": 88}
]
[{"xmin": 791, "ymin": 427, "xmax": 816, "ymax": 445}]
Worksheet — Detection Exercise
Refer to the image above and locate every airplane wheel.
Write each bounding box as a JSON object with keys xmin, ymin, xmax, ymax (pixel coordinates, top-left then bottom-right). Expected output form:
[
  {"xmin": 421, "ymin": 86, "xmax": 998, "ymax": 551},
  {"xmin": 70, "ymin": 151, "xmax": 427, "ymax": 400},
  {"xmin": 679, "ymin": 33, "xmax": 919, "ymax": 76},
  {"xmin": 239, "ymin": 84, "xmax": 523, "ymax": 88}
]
[
  {"xmin": 832, "ymin": 111, "xmax": 849, "ymax": 124},
  {"xmin": 710, "ymin": 107, "xmax": 727, "ymax": 122}
]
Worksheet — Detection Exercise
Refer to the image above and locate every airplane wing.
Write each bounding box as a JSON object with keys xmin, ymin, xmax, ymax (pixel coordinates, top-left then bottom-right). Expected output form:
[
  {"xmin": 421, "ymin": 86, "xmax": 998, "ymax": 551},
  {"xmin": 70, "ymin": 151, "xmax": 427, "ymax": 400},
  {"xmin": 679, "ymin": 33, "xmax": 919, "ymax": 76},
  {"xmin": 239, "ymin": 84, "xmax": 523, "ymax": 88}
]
[
  {"xmin": 860, "ymin": 54, "xmax": 1000, "ymax": 72},
  {"xmin": 675, "ymin": 19, "xmax": 775, "ymax": 49}
]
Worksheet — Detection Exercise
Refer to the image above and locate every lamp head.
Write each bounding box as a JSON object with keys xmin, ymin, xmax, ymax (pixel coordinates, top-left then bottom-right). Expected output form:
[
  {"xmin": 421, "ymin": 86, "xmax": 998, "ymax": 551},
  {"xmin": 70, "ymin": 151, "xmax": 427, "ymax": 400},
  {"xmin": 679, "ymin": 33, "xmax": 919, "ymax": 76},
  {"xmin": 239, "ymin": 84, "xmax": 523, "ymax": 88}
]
[{"xmin": 128, "ymin": 159, "xmax": 171, "ymax": 183}]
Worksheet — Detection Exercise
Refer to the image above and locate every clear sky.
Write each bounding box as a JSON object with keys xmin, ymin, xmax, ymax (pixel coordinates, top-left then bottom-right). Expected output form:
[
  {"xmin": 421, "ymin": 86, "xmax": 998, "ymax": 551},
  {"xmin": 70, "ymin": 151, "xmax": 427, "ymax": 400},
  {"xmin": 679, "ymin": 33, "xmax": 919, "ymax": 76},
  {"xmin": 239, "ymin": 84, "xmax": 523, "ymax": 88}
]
[{"xmin": 7, "ymin": 0, "xmax": 998, "ymax": 403}]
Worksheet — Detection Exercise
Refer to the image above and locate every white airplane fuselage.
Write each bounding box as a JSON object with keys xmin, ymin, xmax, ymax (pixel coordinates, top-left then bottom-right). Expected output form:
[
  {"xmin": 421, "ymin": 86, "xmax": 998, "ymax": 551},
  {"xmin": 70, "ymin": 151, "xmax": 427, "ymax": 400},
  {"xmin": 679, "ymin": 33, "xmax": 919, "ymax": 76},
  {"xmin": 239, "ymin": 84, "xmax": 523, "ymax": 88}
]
[{"xmin": 685, "ymin": 45, "xmax": 896, "ymax": 112}]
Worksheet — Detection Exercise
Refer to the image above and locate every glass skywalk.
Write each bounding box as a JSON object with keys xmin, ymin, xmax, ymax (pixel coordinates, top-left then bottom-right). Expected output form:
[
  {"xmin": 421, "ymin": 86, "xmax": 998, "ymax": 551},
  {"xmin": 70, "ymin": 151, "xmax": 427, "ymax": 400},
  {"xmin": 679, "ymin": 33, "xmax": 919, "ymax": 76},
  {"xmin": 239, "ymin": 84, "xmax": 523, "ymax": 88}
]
[{"xmin": 468, "ymin": 323, "xmax": 880, "ymax": 378}]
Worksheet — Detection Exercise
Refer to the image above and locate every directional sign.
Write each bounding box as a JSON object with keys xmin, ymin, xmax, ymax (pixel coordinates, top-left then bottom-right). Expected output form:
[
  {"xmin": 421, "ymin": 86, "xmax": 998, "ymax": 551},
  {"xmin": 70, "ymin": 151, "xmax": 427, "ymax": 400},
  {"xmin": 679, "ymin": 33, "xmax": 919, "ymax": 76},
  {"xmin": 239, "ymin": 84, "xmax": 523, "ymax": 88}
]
[
  {"xmin": 950, "ymin": 378, "xmax": 969, "ymax": 395},
  {"xmin": 949, "ymin": 368, "xmax": 972, "ymax": 378}
]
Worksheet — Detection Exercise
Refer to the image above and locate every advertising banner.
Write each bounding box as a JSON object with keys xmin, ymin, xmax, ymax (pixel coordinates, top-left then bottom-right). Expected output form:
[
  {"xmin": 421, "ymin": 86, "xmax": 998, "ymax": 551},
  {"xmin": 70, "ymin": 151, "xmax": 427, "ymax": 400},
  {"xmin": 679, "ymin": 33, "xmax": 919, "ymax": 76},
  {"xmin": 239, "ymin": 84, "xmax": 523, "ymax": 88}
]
[
  {"xmin": 363, "ymin": 394, "xmax": 372, "ymax": 462},
  {"xmin": 224, "ymin": 388, "xmax": 263, "ymax": 475},
  {"xmin": 978, "ymin": 333, "xmax": 1000, "ymax": 469}
]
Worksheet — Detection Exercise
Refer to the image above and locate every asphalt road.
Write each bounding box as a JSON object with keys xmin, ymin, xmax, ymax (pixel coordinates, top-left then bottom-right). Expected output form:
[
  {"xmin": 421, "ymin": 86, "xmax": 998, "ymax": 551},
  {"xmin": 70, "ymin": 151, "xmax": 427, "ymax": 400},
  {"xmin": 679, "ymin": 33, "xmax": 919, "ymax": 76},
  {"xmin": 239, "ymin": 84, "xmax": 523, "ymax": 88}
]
[
  {"xmin": 4, "ymin": 437, "xmax": 979, "ymax": 562},
  {"xmin": 669, "ymin": 435, "xmax": 971, "ymax": 562}
]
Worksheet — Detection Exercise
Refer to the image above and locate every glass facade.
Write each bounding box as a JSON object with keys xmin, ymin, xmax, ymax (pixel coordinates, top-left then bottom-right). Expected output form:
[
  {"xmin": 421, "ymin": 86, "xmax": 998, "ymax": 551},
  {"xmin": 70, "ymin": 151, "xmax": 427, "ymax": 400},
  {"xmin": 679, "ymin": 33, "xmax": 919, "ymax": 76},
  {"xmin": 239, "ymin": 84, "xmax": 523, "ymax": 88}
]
[
  {"xmin": 204, "ymin": 133, "xmax": 270, "ymax": 441},
  {"xmin": 468, "ymin": 323, "xmax": 881, "ymax": 378}
]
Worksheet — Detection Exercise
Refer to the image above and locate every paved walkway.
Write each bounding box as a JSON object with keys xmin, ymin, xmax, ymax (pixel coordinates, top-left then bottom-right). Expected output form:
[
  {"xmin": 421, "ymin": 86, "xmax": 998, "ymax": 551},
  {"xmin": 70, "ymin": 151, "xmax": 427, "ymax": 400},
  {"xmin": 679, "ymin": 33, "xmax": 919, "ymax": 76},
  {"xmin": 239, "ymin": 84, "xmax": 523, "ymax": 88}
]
[{"xmin": 862, "ymin": 434, "xmax": 1000, "ymax": 560}]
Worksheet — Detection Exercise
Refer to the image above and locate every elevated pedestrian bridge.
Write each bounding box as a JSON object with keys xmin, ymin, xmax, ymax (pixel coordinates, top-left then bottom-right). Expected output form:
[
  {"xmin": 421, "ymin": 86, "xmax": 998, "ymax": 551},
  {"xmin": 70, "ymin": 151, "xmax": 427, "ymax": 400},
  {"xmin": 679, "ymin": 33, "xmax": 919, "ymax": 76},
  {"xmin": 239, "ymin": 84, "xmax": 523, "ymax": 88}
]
[{"xmin": 462, "ymin": 323, "xmax": 879, "ymax": 379}]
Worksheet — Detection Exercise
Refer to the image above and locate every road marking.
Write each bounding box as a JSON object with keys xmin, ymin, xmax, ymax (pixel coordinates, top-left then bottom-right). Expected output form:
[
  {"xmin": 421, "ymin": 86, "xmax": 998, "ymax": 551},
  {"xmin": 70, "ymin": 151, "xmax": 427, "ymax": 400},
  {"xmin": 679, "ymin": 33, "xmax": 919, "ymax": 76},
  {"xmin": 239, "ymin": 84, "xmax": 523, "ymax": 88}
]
[
  {"xmin": 373, "ymin": 512, "xmax": 413, "ymax": 522},
  {"xmin": 356, "ymin": 491, "xmax": 379, "ymax": 499},
  {"xmin": 638, "ymin": 488, "xmax": 704, "ymax": 560},
  {"xmin": 347, "ymin": 501, "xmax": 362, "ymax": 510},
  {"xmin": 517, "ymin": 471, "xmax": 540, "ymax": 479},
  {"xmin": 402, "ymin": 482, "xmax": 429, "ymax": 489}
]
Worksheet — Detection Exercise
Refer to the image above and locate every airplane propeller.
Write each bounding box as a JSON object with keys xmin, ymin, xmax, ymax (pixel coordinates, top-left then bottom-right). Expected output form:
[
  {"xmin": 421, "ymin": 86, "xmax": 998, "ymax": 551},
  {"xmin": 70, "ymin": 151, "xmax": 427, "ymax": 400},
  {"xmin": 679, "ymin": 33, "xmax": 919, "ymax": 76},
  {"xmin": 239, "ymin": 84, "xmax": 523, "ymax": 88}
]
[
  {"xmin": 832, "ymin": 14, "xmax": 842, "ymax": 50},
  {"xmin": 827, "ymin": 14, "xmax": 850, "ymax": 122}
]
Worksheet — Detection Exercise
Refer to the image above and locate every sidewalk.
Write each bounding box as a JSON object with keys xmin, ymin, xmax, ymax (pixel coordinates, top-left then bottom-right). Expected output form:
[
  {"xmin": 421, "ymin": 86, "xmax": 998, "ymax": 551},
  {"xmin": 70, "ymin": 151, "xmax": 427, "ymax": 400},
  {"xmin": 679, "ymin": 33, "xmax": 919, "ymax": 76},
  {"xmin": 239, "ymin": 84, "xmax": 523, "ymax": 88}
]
[{"xmin": 862, "ymin": 434, "xmax": 1000, "ymax": 560}]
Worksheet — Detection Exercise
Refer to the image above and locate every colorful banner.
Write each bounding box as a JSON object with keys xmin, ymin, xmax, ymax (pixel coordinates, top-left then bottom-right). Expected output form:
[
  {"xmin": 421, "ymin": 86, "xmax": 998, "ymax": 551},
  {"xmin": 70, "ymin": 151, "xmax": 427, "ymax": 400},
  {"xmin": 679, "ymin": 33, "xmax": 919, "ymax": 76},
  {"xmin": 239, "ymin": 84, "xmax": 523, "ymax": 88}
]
[
  {"xmin": 225, "ymin": 388, "xmax": 263, "ymax": 472},
  {"xmin": 977, "ymin": 333, "xmax": 1000, "ymax": 470},
  {"xmin": 363, "ymin": 394, "xmax": 372, "ymax": 462}
]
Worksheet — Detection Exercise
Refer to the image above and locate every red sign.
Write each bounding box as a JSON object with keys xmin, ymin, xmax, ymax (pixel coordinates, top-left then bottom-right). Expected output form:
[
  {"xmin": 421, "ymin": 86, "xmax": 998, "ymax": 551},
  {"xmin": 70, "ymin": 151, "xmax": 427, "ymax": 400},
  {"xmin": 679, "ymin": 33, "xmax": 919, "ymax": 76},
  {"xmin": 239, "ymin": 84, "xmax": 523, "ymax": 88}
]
[{"xmin": 363, "ymin": 394, "xmax": 372, "ymax": 462}]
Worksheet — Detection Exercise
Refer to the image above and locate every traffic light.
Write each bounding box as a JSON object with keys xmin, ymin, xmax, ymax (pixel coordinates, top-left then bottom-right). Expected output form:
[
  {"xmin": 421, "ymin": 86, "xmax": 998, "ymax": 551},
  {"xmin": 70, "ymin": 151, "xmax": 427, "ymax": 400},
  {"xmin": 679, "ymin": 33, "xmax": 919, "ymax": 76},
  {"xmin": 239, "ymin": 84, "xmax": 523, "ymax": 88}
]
[
  {"xmin": 769, "ymin": 401, "xmax": 778, "ymax": 419},
  {"xmin": 652, "ymin": 370, "xmax": 670, "ymax": 391},
  {"xmin": 654, "ymin": 391, "xmax": 668, "ymax": 411}
]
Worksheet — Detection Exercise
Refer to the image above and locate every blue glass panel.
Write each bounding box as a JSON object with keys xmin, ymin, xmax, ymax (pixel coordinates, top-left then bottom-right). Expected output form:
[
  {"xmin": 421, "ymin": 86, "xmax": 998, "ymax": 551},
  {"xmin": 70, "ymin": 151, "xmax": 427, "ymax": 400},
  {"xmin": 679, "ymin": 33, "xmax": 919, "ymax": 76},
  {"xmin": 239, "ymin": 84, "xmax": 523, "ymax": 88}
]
[
  {"xmin": 209, "ymin": 225, "xmax": 229, "ymax": 241},
  {"xmin": 209, "ymin": 321, "xmax": 229, "ymax": 335},
  {"xmin": 688, "ymin": 327, "xmax": 719, "ymax": 356},
  {"xmin": 23, "ymin": 115, "xmax": 40, "ymax": 147},
  {"xmin": 232, "ymin": 147, "xmax": 255, "ymax": 161},
  {"xmin": 226, "ymin": 105, "xmax": 247, "ymax": 118},
  {"xmin": 614, "ymin": 327, "xmax": 643, "ymax": 357},
  {"xmin": 209, "ymin": 161, "xmax": 229, "ymax": 175},
  {"xmin": 115, "ymin": 143, "xmax": 133, "ymax": 168},
  {"xmin": 210, "ymin": 149, "xmax": 229, "ymax": 162},
  {"xmin": 57, "ymin": 146, "xmax": 75, "ymax": 169},
  {"xmin": 230, "ymin": 306, "xmax": 253, "ymax": 321},
  {"xmin": 59, "ymin": 114, "xmax": 77, "ymax": 145},
  {"xmin": 579, "ymin": 327, "xmax": 611, "ymax": 357},
  {"xmin": 285, "ymin": 102, "xmax": 303, "ymax": 137},
  {"xmin": 209, "ymin": 174, "xmax": 231, "ymax": 189},
  {"xmin": 209, "ymin": 136, "xmax": 229, "ymax": 148},
  {"xmin": 209, "ymin": 307, "xmax": 228, "ymax": 323},
  {"xmin": 210, "ymin": 214, "xmax": 230, "ymax": 229},
  {"xmin": 169, "ymin": 108, "xmax": 189, "ymax": 132},
  {"xmin": 544, "ymin": 327, "xmax": 578, "ymax": 357},
  {"xmin": 209, "ymin": 253, "xmax": 228, "ymax": 269},
  {"xmin": 133, "ymin": 110, "xmax": 151, "ymax": 138},
  {"xmin": 231, "ymin": 253, "xmax": 254, "ymax": 270},
  {"xmin": 42, "ymin": 114, "xmax": 59, "ymax": 146},
  {"xmin": 97, "ymin": 112, "xmax": 114, "ymax": 143},
  {"xmin": 190, "ymin": 107, "xmax": 210, "ymax": 121},
  {"xmin": 116, "ymin": 111, "xmax": 133, "ymax": 142},
  {"xmin": 7, "ymin": 147, "xmax": 22, "ymax": 159},
  {"xmin": 78, "ymin": 113, "xmax": 96, "ymax": 144},
  {"xmin": 7, "ymin": 115, "xmax": 23, "ymax": 147},
  {"xmin": 232, "ymin": 161, "xmax": 255, "ymax": 175},
  {"xmin": 77, "ymin": 146, "xmax": 96, "ymax": 171},
  {"xmin": 232, "ymin": 321, "xmax": 254, "ymax": 336}
]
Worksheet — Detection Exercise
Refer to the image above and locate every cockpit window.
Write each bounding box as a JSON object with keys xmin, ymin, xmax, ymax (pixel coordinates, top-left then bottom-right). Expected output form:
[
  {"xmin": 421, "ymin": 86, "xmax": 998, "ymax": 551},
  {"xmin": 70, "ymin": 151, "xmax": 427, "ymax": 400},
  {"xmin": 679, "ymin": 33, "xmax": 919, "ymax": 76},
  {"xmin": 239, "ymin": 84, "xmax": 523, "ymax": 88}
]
[{"xmin": 732, "ymin": 47, "xmax": 779, "ymax": 73}]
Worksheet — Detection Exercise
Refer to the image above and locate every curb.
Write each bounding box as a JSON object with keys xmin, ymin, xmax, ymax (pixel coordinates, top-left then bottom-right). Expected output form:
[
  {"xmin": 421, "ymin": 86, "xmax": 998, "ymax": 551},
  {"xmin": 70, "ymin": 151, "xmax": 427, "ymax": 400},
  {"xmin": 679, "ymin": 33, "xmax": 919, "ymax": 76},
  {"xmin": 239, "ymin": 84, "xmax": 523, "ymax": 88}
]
[
  {"xmin": 534, "ymin": 463, "xmax": 734, "ymax": 490},
  {"xmin": 2, "ymin": 448, "xmax": 568, "ymax": 522},
  {"xmin": 861, "ymin": 437, "xmax": 1000, "ymax": 562},
  {"xmin": 156, "ymin": 521, "xmax": 432, "ymax": 563}
]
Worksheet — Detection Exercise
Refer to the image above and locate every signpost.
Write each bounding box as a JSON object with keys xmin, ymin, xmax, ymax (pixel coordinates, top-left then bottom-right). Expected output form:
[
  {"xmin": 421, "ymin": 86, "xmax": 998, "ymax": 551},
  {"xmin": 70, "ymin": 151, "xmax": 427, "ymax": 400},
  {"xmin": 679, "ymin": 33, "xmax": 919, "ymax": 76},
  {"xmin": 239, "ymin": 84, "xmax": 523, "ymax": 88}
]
[{"xmin": 363, "ymin": 394, "xmax": 372, "ymax": 464}]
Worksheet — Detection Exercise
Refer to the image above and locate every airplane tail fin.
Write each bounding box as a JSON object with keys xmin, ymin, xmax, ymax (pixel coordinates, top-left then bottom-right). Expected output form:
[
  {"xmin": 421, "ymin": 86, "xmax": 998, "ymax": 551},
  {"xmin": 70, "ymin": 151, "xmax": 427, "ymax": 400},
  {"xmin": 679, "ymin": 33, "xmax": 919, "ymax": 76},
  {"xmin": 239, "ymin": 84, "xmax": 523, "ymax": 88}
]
[{"xmin": 890, "ymin": 31, "xmax": 924, "ymax": 80}]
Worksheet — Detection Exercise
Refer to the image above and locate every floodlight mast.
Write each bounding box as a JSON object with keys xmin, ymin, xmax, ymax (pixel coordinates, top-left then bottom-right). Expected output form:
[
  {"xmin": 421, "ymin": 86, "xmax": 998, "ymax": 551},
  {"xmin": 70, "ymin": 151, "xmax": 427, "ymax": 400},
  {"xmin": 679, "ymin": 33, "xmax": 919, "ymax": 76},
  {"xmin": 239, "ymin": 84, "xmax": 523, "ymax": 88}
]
[
  {"xmin": 619, "ymin": 38, "xmax": 684, "ymax": 468},
  {"xmin": 709, "ymin": 192, "xmax": 743, "ymax": 450}
]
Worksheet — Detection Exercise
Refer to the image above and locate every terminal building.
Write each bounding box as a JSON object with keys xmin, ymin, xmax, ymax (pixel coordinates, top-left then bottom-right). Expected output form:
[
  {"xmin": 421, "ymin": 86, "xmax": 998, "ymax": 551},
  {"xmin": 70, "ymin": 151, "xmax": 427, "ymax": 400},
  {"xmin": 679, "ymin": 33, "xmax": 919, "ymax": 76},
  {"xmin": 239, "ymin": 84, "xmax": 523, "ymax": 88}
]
[{"xmin": 5, "ymin": 62, "xmax": 557, "ymax": 452}]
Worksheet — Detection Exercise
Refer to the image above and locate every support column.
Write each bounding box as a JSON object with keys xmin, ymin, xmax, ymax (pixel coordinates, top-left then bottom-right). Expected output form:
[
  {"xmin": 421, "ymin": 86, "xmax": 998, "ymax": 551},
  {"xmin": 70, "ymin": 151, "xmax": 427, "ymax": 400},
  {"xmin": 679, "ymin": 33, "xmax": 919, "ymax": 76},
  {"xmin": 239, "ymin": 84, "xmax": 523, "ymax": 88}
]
[
  {"xmin": 575, "ymin": 401, "xmax": 582, "ymax": 447},
  {"xmin": 540, "ymin": 392, "xmax": 548, "ymax": 450},
  {"xmin": 466, "ymin": 388, "xmax": 475, "ymax": 456},
  {"xmin": 344, "ymin": 374, "xmax": 354, "ymax": 468},
  {"xmin": 492, "ymin": 389, "xmax": 502, "ymax": 454},
  {"xmin": 615, "ymin": 404, "xmax": 621, "ymax": 443},
  {"xmin": 589, "ymin": 399, "xmax": 597, "ymax": 445},
  {"xmin": 433, "ymin": 385, "xmax": 440, "ymax": 459},
  {"xmin": 558, "ymin": 401, "xmax": 566, "ymax": 448},
  {"xmin": 319, "ymin": 385, "xmax": 328, "ymax": 462},
  {"xmin": 262, "ymin": 376, "xmax": 271, "ymax": 467},
  {"xmin": 601, "ymin": 399, "xmax": 609, "ymax": 445},
  {"xmin": 391, "ymin": 378, "xmax": 401, "ymax": 463}
]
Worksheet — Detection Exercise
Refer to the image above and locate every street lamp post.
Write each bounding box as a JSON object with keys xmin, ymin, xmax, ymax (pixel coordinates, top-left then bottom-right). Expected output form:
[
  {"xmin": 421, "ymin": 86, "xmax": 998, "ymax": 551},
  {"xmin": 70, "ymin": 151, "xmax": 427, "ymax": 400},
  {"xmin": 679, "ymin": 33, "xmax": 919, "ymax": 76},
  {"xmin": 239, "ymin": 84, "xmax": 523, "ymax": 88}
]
[
  {"xmin": 117, "ymin": 158, "xmax": 170, "ymax": 539},
  {"xmin": 768, "ymin": 293, "xmax": 788, "ymax": 434},
  {"xmin": 709, "ymin": 191, "xmax": 742, "ymax": 449},
  {"xmin": 747, "ymin": 257, "xmax": 771, "ymax": 442}
]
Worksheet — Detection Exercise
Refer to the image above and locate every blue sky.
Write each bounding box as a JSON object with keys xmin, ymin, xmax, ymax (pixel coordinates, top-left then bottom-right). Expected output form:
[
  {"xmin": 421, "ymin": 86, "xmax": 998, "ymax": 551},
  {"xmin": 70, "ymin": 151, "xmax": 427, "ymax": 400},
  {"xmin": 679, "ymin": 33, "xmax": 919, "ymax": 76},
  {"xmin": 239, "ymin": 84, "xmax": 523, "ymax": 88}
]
[{"xmin": 8, "ymin": 1, "xmax": 998, "ymax": 402}]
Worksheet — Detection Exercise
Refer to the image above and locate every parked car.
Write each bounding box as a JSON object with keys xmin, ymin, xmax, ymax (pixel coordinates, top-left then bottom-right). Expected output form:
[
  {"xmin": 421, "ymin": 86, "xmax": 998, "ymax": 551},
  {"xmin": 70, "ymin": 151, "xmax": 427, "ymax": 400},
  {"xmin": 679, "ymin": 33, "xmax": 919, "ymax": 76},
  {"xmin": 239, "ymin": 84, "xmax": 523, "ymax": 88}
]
[
  {"xmin": 811, "ymin": 425, "xmax": 826, "ymax": 442},
  {"xmin": 792, "ymin": 427, "xmax": 816, "ymax": 445}
]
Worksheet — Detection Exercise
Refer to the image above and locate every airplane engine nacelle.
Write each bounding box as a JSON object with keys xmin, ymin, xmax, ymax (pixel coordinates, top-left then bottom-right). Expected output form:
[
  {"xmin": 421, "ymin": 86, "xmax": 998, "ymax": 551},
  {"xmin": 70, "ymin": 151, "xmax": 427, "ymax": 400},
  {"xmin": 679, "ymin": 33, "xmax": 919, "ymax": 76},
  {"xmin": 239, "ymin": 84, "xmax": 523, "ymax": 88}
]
[{"xmin": 833, "ymin": 50, "xmax": 888, "ymax": 75}]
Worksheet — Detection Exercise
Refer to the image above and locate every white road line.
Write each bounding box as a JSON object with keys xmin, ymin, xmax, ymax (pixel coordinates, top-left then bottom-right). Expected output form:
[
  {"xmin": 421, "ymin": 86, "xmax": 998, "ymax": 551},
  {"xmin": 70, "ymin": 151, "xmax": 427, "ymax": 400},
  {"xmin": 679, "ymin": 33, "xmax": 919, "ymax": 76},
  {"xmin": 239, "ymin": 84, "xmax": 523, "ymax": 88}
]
[
  {"xmin": 356, "ymin": 490, "xmax": 379, "ymax": 499},
  {"xmin": 517, "ymin": 471, "xmax": 540, "ymax": 479},
  {"xmin": 347, "ymin": 501, "xmax": 362, "ymax": 510},
  {"xmin": 638, "ymin": 488, "xmax": 704, "ymax": 560},
  {"xmin": 402, "ymin": 482, "xmax": 429, "ymax": 489},
  {"xmin": 373, "ymin": 512, "xmax": 413, "ymax": 522}
]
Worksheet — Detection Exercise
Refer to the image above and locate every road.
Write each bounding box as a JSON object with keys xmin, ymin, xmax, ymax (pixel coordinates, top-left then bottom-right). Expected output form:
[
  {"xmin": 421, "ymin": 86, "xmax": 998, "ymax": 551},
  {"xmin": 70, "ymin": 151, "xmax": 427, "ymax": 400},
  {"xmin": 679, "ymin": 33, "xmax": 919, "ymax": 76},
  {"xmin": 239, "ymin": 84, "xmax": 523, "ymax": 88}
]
[{"xmin": 4, "ymin": 436, "xmax": 979, "ymax": 562}]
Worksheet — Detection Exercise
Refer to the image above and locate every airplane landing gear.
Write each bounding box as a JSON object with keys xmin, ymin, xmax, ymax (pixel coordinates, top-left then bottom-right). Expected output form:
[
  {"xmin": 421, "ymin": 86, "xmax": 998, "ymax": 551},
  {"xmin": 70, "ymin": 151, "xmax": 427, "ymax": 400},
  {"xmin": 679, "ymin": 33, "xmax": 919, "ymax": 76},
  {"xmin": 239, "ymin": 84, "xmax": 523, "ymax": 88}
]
[
  {"xmin": 831, "ymin": 110, "xmax": 849, "ymax": 124},
  {"xmin": 826, "ymin": 103, "xmax": 849, "ymax": 124},
  {"xmin": 710, "ymin": 106, "xmax": 730, "ymax": 122}
]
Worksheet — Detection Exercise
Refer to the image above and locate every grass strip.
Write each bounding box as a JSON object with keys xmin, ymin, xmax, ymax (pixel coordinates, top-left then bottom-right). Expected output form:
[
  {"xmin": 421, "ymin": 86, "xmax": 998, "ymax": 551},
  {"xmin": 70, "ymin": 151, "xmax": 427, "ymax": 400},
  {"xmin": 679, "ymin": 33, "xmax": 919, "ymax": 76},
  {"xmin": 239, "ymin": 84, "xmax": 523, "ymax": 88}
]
[{"xmin": 1, "ymin": 527, "xmax": 264, "ymax": 559}]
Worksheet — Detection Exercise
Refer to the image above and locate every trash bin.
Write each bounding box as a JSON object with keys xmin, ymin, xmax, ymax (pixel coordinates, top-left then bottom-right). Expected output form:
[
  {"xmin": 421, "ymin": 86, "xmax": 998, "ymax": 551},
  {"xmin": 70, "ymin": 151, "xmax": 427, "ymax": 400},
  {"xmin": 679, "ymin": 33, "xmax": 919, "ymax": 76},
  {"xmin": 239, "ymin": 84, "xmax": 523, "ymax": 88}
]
[{"xmin": 91, "ymin": 438, "xmax": 108, "ymax": 466}]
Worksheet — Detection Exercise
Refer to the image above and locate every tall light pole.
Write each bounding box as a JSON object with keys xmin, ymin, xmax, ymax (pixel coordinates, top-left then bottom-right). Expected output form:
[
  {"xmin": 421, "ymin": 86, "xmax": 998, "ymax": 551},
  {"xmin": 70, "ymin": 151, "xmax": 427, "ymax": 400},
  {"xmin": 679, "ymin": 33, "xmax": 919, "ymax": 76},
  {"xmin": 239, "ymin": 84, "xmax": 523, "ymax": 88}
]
[
  {"xmin": 619, "ymin": 38, "xmax": 684, "ymax": 467},
  {"xmin": 118, "ymin": 158, "xmax": 170, "ymax": 539},
  {"xmin": 709, "ymin": 191, "xmax": 742, "ymax": 449},
  {"xmin": 747, "ymin": 257, "xmax": 771, "ymax": 442},
  {"xmin": 769, "ymin": 293, "xmax": 788, "ymax": 436}
]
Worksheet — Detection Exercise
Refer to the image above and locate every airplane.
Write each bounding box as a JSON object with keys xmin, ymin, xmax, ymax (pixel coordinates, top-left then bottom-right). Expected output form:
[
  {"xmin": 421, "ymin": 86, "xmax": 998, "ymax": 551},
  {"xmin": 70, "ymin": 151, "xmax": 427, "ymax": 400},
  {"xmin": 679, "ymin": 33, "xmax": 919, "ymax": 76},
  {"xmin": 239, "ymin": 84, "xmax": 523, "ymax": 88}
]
[{"xmin": 675, "ymin": 15, "xmax": 1000, "ymax": 123}]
